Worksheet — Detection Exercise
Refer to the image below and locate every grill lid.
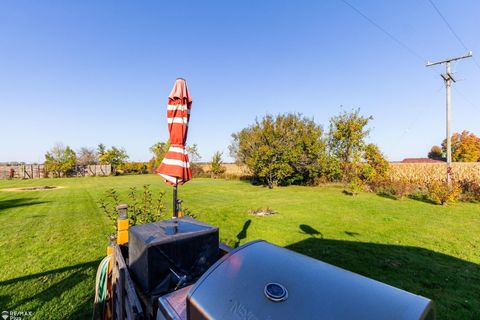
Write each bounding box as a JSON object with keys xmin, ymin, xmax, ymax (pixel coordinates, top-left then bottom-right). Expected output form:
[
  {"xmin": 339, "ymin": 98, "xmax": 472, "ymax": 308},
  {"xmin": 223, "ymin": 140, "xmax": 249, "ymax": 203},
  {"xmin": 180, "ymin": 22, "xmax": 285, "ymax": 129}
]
[{"xmin": 187, "ymin": 240, "xmax": 435, "ymax": 320}]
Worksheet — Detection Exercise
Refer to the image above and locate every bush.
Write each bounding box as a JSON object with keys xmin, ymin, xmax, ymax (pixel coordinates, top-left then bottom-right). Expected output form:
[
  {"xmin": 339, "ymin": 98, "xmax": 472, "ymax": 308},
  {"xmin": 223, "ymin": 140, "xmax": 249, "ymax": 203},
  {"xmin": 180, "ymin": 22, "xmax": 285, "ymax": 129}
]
[
  {"xmin": 362, "ymin": 143, "xmax": 389, "ymax": 182},
  {"xmin": 210, "ymin": 151, "xmax": 226, "ymax": 178},
  {"xmin": 98, "ymin": 185, "xmax": 166, "ymax": 231},
  {"xmin": 44, "ymin": 143, "xmax": 76, "ymax": 177},
  {"xmin": 344, "ymin": 176, "xmax": 364, "ymax": 196},
  {"xmin": 230, "ymin": 113, "xmax": 326, "ymax": 188},
  {"xmin": 118, "ymin": 162, "xmax": 149, "ymax": 175},
  {"xmin": 371, "ymin": 178, "xmax": 416, "ymax": 200},
  {"xmin": 191, "ymin": 163, "xmax": 206, "ymax": 177},
  {"xmin": 390, "ymin": 179, "xmax": 417, "ymax": 199},
  {"xmin": 427, "ymin": 180, "xmax": 461, "ymax": 205},
  {"xmin": 459, "ymin": 179, "xmax": 480, "ymax": 202}
]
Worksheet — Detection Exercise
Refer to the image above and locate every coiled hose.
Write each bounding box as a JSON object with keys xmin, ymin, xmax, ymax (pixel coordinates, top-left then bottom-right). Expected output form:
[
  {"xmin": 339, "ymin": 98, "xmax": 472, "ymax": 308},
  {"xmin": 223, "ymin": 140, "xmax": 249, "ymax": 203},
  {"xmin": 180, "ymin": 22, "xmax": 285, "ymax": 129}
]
[{"xmin": 93, "ymin": 255, "xmax": 111, "ymax": 320}]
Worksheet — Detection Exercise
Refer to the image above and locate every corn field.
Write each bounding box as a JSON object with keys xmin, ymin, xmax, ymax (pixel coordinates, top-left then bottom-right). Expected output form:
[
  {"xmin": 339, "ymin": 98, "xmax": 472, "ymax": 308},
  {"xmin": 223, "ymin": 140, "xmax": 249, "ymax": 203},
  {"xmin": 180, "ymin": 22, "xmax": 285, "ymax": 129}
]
[
  {"xmin": 201, "ymin": 162, "xmax": 480, "ymax": 185},
  {"xmin": 198, "ymin": 163, "xmax": 250, "ymax": 176},
  {"xmin": 389, "ymin": 163, "xmax": 480, "ymax": 185}
]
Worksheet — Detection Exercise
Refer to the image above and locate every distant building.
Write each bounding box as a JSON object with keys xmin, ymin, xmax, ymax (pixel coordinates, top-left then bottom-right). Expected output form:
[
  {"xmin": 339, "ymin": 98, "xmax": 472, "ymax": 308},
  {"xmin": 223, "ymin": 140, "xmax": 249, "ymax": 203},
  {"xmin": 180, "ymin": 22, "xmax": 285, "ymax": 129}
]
[{"xmin": 400, "ymin": 158, "xmax": 444, "ymax": 163}]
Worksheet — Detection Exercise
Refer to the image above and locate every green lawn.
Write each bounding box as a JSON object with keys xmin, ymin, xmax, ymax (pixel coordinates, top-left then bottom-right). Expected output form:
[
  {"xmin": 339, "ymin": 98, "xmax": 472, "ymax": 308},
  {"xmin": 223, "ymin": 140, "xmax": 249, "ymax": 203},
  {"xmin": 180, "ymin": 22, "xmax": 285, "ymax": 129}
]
[{"xmin": 0, "ymin": 176, "xmax": 479, "ymax": 319}]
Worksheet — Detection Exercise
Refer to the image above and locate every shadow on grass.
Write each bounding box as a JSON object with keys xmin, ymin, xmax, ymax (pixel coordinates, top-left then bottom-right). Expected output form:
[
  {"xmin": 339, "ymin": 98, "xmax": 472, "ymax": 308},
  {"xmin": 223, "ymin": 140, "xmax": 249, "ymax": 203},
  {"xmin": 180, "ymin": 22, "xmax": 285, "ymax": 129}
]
[
  {"xmin": 408, "ymin": 193, "xmax": 437, "ymax": 205},
  {"xmin": 233, "ymin": 219, "xmax": 252, "ymax": 248},
  {"xmin": 375, "ymin": 192, "xmax": 440, "ymax": 205},
  {"xmin": 0, "ymin": 198, "xmax": 48, "ymax": 212},
  {"xmin": 376, "ymin": 192, "xmax": 399, "ymax": 200},
  {"xmin": 344, "ymin": 230, "xmax": 360, "ymax": 237},
  {"xmin": 0, "ymin": 260, "xmax": 101, "ymax": 319},
  {"xmin": 299, "ymin": 224, "xmax": 323, "ymax": 238},
  {"xmin": 286, "ymin": 225, "xmax": 480, "ymax": 319}
]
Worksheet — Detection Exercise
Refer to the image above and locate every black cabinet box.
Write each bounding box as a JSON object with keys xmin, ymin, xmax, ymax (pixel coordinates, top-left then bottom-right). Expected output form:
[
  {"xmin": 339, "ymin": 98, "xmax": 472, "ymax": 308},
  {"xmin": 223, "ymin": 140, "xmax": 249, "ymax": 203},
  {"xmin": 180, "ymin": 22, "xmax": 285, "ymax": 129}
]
[{"xmin": 128, "ymin": 217, "xmax": 219, "ymax": 295}]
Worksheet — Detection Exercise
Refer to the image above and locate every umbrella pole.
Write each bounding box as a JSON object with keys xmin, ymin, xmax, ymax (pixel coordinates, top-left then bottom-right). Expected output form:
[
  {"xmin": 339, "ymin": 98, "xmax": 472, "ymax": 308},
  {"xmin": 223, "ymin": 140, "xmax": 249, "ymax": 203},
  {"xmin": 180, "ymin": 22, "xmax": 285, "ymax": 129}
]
[{"xmin": 173, "ymin": 179, "xmax": 178, "ymax": 218}]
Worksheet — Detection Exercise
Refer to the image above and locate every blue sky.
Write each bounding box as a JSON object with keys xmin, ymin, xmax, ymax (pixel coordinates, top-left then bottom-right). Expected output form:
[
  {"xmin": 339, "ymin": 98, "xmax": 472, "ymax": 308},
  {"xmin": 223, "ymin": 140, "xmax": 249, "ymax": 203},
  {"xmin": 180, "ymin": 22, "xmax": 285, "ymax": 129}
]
[{"xmin": 1, "ymin": 0, "xmax": 479, "ymax": 163}]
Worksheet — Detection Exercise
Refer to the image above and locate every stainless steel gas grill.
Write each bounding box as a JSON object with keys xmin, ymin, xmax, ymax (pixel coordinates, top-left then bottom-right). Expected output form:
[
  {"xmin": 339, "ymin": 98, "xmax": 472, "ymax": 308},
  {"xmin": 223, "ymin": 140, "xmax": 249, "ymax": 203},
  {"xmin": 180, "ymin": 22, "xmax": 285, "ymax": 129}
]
[
  {"xmin": 184, "ymin": 240, "xmax": 435, "ymax": 320},
  {"xmin": 107, "ymin": 218, "xmax": 435, "ymax": 320}
]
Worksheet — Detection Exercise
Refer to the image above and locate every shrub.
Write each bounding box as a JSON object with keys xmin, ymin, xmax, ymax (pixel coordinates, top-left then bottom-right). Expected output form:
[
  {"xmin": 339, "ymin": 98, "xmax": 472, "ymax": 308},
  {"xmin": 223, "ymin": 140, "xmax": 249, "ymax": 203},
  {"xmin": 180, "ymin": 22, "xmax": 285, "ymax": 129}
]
[
  {"xmin": 98, "ymin": 185, "xmax": 166, "ymax": 231},
  {"xmin": 389, "ymin": 178, "xmax": 417, "ymax": 199},
  {"xmin": 98, "ymin": 145, "xmax": 129, "ymax": 175},
  {"xmin": 191, "ymin": 163, "xmax": 205, "ymax": 177},
  {"xmin": 427, "ymin": 180, "xmax": 461, "ymax": 205},
  {"xmin": 118, "ymin": 162, "xmax": 149, "ymax": 175},
  {"xmin": 459, "ymin": 179, "xmax": 480, "ymax": 202},
  {"xmin": 230, "ymin": 113, "xmax": 326, "ymax": 188},
  {"xmin": 127, "ymin": 185, "xmax": 166, "ymax": 225},
  {"xmin": 181, "ymin": 207, "xmax": 198, "ymax": 219},
  {"xmin": 371, "ymin": 178, "xmax": 416, "ymax": 200},
  {"xmin": 344, "ymin": 176, "xmax": 364, "ymax": 196},
  {"xmin": 362, "ymin": 143, "xmax": 389, "ymax": 182},
  {"xmin": 210, "ymin": 151, "xmax": 226, "ymax": 178},
  {"xmin": 44, "ymin": 143, "xmax": 76, "ymax": 177}
]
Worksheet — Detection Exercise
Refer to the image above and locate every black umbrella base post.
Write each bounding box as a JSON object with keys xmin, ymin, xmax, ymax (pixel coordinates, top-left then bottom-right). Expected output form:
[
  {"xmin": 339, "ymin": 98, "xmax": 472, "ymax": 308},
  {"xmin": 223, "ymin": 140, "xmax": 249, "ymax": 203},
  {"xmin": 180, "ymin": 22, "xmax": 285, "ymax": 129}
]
[{"xmin": 173, "ymin": 185, "xmax": 178, "ymax": 219}]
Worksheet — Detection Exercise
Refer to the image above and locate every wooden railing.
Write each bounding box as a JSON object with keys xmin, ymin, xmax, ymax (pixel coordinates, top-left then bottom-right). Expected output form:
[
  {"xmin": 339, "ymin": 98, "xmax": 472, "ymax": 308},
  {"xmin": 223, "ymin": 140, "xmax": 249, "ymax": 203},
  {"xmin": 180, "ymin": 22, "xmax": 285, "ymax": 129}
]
[{"xmin": 112, "ymin": 245, "xmax": 144, "ymax": 320}]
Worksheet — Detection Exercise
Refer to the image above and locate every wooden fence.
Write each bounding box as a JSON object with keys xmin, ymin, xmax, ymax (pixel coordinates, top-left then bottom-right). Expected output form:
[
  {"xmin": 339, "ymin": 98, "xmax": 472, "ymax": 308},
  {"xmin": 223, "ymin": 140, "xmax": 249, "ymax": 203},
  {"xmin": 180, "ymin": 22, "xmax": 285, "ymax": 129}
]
[
  {"xmin": 111, "ymin": 245, "xmax": 144, "ymax": 320},
  {"xmin": 0, "ymin": 164, "xmax": 111, "ymax": 179}
]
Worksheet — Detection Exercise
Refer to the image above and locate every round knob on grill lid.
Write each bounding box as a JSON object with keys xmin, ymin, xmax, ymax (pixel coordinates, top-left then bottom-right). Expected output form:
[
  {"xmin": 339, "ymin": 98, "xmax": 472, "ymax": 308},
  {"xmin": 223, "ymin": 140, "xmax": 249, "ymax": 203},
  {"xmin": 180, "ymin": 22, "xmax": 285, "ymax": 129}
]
[{"xmin": 264, "ymin": 283, "xmax": 288, "ymax": 302}]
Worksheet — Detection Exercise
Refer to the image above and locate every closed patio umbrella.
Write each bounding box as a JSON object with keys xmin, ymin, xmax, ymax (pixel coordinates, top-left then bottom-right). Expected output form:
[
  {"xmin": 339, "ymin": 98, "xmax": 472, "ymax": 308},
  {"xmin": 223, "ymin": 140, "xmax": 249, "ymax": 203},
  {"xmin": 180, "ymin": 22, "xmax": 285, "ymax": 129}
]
[{"xmin": 156, "ymin": 78, "xmax": 193, "ymax": 217}]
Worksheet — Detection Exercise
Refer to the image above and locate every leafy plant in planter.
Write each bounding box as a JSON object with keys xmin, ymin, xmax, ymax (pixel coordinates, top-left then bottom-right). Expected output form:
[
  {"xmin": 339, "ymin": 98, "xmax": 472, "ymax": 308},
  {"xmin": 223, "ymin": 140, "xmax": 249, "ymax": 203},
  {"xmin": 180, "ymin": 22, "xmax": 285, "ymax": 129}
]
[{"xmin": 98, "ymin": 185, "xmax": 166, "ymax": 230}]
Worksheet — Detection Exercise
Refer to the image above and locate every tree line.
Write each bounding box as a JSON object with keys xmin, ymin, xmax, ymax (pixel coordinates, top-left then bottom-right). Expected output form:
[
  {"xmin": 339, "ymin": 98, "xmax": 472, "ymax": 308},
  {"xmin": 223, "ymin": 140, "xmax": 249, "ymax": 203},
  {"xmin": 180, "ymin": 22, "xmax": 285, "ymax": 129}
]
[
  {"xmin": 42, "ymin": 142, "xmax": 202, "ymax": 178},
  {"xmin": 428, "ymin": 131, "xmax": 480, "ymax": 162},
  {"xmin": 229, "ymin": 110, "xmax": 389, "ymax": 189},
  {"xmin": 43, "ymin": 143, "xmax": 129, "ymax": 177}
]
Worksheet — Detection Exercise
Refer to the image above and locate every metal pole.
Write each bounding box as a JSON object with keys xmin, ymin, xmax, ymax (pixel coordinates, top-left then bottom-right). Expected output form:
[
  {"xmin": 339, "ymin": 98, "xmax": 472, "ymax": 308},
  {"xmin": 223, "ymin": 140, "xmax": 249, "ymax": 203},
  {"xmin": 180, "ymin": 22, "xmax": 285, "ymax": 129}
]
[
  {"xmin": 445, "ymin": 62, "xmax": 452, "ymax": 185},
  {"xmin": 173, "ymin": 180, "xmax": 178, "ymax": 218},
  {"xmin": 426, "ymin": 52, "xmax": 472, "ymax": 185}
]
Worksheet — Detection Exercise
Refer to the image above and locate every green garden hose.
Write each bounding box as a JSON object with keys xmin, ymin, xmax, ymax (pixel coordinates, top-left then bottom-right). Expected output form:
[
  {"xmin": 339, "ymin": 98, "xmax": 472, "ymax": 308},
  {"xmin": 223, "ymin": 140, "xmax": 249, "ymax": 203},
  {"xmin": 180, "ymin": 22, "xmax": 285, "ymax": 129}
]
[{"xmin": 93, "ymin": 255, "xmax": 111, "ymax": 320}]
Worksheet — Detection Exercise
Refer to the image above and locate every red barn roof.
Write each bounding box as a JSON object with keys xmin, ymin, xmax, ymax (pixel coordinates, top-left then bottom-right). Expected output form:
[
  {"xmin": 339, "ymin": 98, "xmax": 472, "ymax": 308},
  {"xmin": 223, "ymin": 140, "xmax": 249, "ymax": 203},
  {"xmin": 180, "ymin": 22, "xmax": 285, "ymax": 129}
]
[{"xmin": 401, "ymin": 158, "xmax": 444, "ymax": 163}]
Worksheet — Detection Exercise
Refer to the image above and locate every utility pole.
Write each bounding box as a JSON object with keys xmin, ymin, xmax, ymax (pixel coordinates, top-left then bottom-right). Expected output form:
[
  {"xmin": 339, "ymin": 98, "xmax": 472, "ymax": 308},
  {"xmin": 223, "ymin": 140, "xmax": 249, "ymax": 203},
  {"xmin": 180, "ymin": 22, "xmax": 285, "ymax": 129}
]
[{"xmin": 426, "ymin": 51, "xmax": 472, "ymax": 185}]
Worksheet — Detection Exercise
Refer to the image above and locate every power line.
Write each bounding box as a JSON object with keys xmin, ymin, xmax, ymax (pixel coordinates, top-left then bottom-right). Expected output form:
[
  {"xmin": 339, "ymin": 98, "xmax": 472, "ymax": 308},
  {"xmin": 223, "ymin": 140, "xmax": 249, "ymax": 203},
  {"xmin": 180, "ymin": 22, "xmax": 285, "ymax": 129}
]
[
  {"xmin": 339, "ymin": 1, "xmax": 447, "ymax": 85},
  {"xmin": 427, "ymin": 0, "xmax": 480, "ymax": 71},
  {"xmin": 427, "ymin": 0, "xmax": 468, "ymax": 49},
  {"xmin": 456, "ymin": 87, "xmax": 480, "ymax": 111},
  {"xmin": 340, "ymin": 0, "xmax": 426, "ymax": 63},
  {"xmin": 339, "ymin": 0, "xmax": 476, "ymax": 159}
]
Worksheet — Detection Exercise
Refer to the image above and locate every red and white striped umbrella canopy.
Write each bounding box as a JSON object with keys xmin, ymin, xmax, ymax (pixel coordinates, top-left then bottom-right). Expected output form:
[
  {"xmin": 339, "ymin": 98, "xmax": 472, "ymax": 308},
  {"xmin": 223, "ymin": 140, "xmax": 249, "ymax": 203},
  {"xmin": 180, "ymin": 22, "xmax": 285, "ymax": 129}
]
[{"xmin": 156, "ymin": 78, "xmax": 193, "ymax": 186}]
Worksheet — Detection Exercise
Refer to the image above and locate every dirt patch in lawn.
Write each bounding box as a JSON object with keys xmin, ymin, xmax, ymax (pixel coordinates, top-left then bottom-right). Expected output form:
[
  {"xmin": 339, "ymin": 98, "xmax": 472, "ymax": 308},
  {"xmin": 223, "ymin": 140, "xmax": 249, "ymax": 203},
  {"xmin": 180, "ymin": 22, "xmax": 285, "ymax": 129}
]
[
  {"xmin": 0, "ymin": 186, "xmax": 64, "ymax": 192},
  {"xmin": 248, "ymin": 207, "xmax": 277, "ymax": 216}
]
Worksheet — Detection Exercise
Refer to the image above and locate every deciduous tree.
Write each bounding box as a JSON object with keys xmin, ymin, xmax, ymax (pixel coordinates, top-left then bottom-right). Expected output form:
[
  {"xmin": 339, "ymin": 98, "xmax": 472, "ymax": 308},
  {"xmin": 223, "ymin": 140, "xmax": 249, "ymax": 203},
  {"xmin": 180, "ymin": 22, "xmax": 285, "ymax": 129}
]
[
  {"xmin": 441, "ymin": 131, "xmax": 480, "ymax": 162},
  {"xmin": 230, "ymin": 113, "xmax": 325, "ymax": 188},
  {"xmin": 328, "ymin": 109, "xmax": 373, "ymax": 181},
  {"xmin": 98, "ymin": 146, "xmax": 129, "ymax": 174},
  {"xmin": 210, "ymin": 151, "xmax": 225, "ymax": 178},
  {"xmin": 148, "ymin": 141, "xmax": 170, "ymax": 173},
  {"xmin": 428, "ymin": 145, "xmax": 444, "ymax": 160},
  {"xmin": 362, "ymin": 143, "xmax": 389, "ymax": 182},
  {"xmin": 44, "ymin": 143, "xmax": 76, "ymax": 177},
  {"xmin": 76, "ymin": 147, "xmax": 98, "ymax": 166},
  {"xmin": 187, "ymin": 144, "xmax": 201, "ymax": 163}
]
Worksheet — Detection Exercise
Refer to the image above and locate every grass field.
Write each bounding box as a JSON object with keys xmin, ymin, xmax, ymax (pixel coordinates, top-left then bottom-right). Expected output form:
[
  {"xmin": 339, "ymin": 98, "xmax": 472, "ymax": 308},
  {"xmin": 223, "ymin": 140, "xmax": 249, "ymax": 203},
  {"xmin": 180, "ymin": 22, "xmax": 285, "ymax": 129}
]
[{"xmin": 0, "ymin": 175, "xmax": 479, "ymax": 319}]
